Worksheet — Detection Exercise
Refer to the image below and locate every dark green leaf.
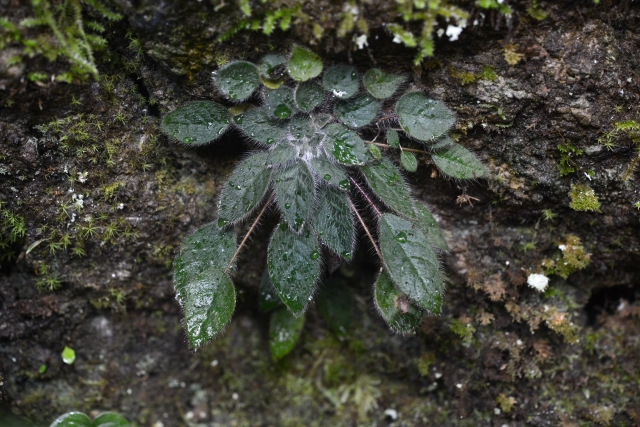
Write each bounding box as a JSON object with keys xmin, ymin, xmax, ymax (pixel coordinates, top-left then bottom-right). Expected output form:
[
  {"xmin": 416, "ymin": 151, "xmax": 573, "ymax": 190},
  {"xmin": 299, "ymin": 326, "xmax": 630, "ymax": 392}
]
[
  {"xmin": 269, "ymin": 307, "xmax": 305, "ymax": 360},
  {"xmin": 173, "ymin": 224, "xmax": 236, "ymax": 293},
  {"xmin": 289, "ymin": 116, "xmax": 316, "ymax": 140},
  {"xmin": 259, "ymin": 54, "xmax": 287, "ymax": 78},
  {"xmin": 92, "ymin": 412, "xmax": 130, "ymax": 427},
  {"xmin": 400, "ymin": 150, "xmax": 418, "ymax": 172},
  {"xmin": 173, "ymin": 224, "xmax": 238, "ymax": 348},
  {"xmin": 322, "ymin": 64, "xmax": 359, "ymax": 99},
  {"xmin": 182, "ymin": 268, "xmax": 236, "ymax": 348},
  {"xmin": 334, "ymin": 94, "xmax": 381, "ymax": 129},
  {"xmin": 412, "ymin": 202, "xmax": 448, "ymax": 251},
  {"xmin": 363, "ymin": 68, "xmax": 404, "ymax": 99},
  {"xmin": 431, "ymin": 142, "xmax": 488, "ymax": 179},
  {"xmin": 273, "ymin": 160, "xmax": 315, "ymax": 231},
  {"xmin": 263, "ymin": 86, "xmax": 297, "ymax": 119},
  {"xmin": 50, "ymin": 412, "xmax": 91, "ymax": 427},
  {"xmin": 236, "ymin": 107, "xmax": 288, "ymax": 146},
  {"xmin": 311, "ymin": 112, "xmax": 332, "ymax": 129},
  {"xmin": 259, "ymin": 269, "xmax": 283, "ymax": 312},
  {"xmin": 267, "ymin": 140, "xmax": 297, "ymax": 167},
  {"xmin": 379, "ymin": 213, "xmax": 443, "ymax": 314},
  {"xmin": 268, "ymin": 224, "xmax": 321, "ymax": 315},
  {"xmin": 317, "ymin": 278, "xmax": 351, "ymax": 338},
  {"xmin": 361, "ymin": 157, "xmax": 414, "ymax": 218},
  {"xmin": 309, "ymin": 155, "xmax": 349, "ymax": 190},
  {"xmin": 295, "ymin": 80, "xmax": 325, "ymax": 112},
  {"xmin": 324, "ymin": 123, "xmax": 372, "ymax": 165},
  {"xmin": 386, "ymin": 129, "xmax": 399, "ymax": 147},
  {"xmin": 312, "ymin": 186, "xmax": 354, "ymax": 258},
  {"xmin": 218, "ymin": 152, "xmax": 270, "ymax": 226},
  {"xmin": 395, "ymin": 92, "xmax": 455, "ymax": 141},
  {"xmin": 216, "ymin": 61, "xmax": 261, "ymax": 101},
  {"xmin": 374, "ymin": 271, "xmax": 423, "ymax": 333},
  {"xmin": 161, "ymin": 101, "xmax": 231, "ymax": 145},
  {"xmin": 368, "ymin": 143, "xmax": 382, "ymax": 160},
  {"xmin": 288, "ymin": 45, "xmax": 323, "ymax": 82}
]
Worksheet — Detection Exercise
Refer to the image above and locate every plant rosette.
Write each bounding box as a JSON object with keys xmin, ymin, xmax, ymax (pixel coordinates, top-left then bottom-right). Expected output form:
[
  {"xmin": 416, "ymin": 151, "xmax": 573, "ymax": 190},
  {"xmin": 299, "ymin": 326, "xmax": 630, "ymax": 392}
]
[{"xmin": 161, "ymin": 46, "xmax": 488, "ymax": 359}]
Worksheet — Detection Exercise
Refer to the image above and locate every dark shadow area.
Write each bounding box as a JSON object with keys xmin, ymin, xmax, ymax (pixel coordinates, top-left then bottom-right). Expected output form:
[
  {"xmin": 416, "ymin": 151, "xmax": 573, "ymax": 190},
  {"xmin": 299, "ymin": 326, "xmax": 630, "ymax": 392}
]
[{"xmin": 585, "ymin": 284, "xmax": 638, "ymax": 326}]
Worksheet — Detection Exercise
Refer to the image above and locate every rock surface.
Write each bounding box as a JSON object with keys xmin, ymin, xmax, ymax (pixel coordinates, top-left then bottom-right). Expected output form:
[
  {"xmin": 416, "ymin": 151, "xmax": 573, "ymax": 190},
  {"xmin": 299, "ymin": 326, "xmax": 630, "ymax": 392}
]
[{"xmin": 1, "ymin": 1, "xmax": 639, "ymax": 426}]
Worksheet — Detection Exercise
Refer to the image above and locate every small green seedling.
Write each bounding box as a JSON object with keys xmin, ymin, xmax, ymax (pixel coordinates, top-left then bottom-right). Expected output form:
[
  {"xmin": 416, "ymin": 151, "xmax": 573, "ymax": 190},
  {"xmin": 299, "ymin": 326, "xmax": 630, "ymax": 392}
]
[
  {"xmin": 50, "ymin": 411, "xmax": 129, "ymax": 427},
  {"xmin": 61, "ymin": 346, "xmax": 75, "ymax": 365},
  {"xmin": 162, "ymin": 46, "xmax": 488, "ymax": 358}
]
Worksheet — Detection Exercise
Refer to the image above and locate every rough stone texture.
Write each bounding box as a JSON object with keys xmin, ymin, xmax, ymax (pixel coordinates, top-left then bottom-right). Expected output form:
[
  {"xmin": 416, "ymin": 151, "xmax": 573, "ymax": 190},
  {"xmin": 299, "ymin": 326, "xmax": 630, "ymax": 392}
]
[{"xmin": 1, "ymin": 1, "xmax": 639, "ymax": 426}]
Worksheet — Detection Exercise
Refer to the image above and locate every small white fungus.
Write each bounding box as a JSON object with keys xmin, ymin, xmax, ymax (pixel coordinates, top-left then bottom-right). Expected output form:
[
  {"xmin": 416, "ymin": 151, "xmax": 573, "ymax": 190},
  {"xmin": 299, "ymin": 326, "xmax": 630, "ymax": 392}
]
[
  {"xmin": 384, "ymin": 409, "xmax": 398, "ymax": 420},
  {"xmin": 355, "ymin": 34, "xmax": 368, "ymax": 50},
  {"xmin": 527, "ymin": 273, "xmax": 549, "ymax": 292},
  {"xmin": 445, "ymin": 25, "xmax": 463, "ymax": 41}
]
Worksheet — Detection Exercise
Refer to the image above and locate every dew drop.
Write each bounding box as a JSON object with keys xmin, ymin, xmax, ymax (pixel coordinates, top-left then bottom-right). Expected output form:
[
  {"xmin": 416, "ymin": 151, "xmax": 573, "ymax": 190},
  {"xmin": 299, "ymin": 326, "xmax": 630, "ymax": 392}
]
[
  {"xmin": 310, "ymin": 251, "xmax": 319, "ymax": 260},
  {"xmin": 323, "ymin": 174, "xmax": 331, "ymax": 181},
  {"xmin": 395, "ymin": 231, "xmax": 408, "ymax": 243},
  {"xmin": 233, "ymin": 115, "xmax": 243, "ymax": 124},
  {"xmin": 218, "ymin": 218, "xmax": 229, "ymax": 227},
  {"xmin": 274, "ymin": 104, "xmax": 291, "ymax": 119}
]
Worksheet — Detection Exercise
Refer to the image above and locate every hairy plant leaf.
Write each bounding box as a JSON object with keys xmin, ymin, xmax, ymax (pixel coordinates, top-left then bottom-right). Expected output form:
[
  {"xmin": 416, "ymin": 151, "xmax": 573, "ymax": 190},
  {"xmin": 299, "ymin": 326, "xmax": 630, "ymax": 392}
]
[
  {"xmin": 218, "ymin": 152, "xmax": 270, "ymax": 226},
  {"xmin": 430, "ymin": 134, "xmax": 454, "ymax": 150},
  {"xmin": 264, "ymin": 86, "xmax": 297, "ymax": 119},
  {"xmin": 311, "ymin": 112, "xmax": 332, "ymax": 129},
  {"xmin": 317, "ymin": 278, "xmax": 351, "ymax": 337},
  {"xmin": 259, "ymin": 269, "xmax": 283, "ymax": 312},
  {"xmin": 313, "ymin": 186, "xmax": 354, "ymax": 258},
  {"xmin": 268, "ymin": 224, "xmax": 321, "ymax": 315},
  {"xmin": 379, "ymin": 213, "xmax": 443, "ymax": 314},
  {"xmin": 182, "ymin": 268, "xmax": 236, "ymax": 348},
  {"xmin": 173, "ymin": 224, "xmax": 236, "ymax": 293},
  {"xmin": 361, "ymin": 157, "xmax": 414, "ymax": 218},
  {"xmin": 334, "ymin": 94, "xmax": 381, "ymax": 128},
  {"xmin": 216, "ymin": 60, "xmax": 261, "ymax": 100},
  {"xmin": 161, "ymin": 101, "xmax": 231, "ymax": 145},
  {"xmin": 295, "ymin": 80, "xmax": 325, "ymax": 112},
  {"xmin": 324, "ymin": 123, "xmax": 372, "ymax": 165},
  {"xmin": 288, "ymin": 45, "xmax": 323, "ymax": 82},
  {"xmin": 269, "ymin": 307, "xmax": 305, "ymax": 360},
  {"xmin": 173, "ymin": 224, "xmax": 237, "ymax": 348},
  {"xmin": 92, "ymin": 412, "xmax": 130, "ymax": 427},
  {"xmin": 395, "ymin": 92, "xmax": 455, "ymax": 141},
  {"xmin": 431, "ymin": 142, "xmax": 488, "ymax": 179},
  {"xmin": 273, "ymin": 160, "xmax": 315, "ymax": 231},
  {"xmin": 289, "ymin": 116, "xmax": 315, "ymax": 140},
  {"xmin": 50, "ymin": 412, "xmax": 92, "ymax": 427},
  {"xmin": 400, "ymin": 150, "xmax": 418, "ymax": 172},
  {"xmin": 267, "ymin": 140, "xmax": 297, "ymax": 167},
  {"xmin": 374, "ymin": 271, "xmax": 423, "ymax": 333},
  {"xmin": 386, "ymin": 129, "xmax": 399, "ymax": 147},
  {"xmin": 363, "ymin": 68, "xmax": 404, "ymax": 99},
  {"xmin": 309, "ymin": 155, "xmax": 349, "ymax": 190},
  {"xmin": 412, "ymin": 202, "xmax": 448, "ymax": 251},
  {"xmin": 236, "ymin": 108, "xmax": 288, "ymax": 146},
  {"xmin": 322, "ymin": 64, "xmax": 359, "ymax": 99}
]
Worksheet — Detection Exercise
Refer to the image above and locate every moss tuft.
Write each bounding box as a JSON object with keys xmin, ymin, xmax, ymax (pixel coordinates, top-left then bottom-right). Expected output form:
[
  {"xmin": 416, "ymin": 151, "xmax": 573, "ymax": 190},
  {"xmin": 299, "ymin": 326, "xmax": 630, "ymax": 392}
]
[{"xmin": 568, "ymin": 184, "xmax": 600, "ymax": 212}]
